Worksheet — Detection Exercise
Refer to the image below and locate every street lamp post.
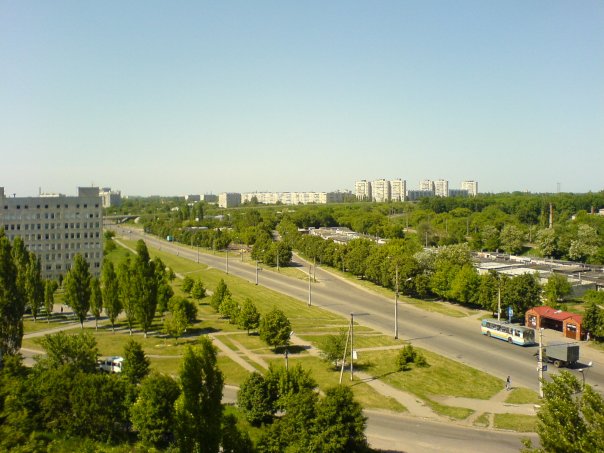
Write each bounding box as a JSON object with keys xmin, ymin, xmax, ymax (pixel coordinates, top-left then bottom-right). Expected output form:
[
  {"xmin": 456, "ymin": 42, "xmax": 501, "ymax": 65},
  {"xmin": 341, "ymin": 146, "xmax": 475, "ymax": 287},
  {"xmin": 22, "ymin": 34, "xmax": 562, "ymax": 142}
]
[
  {"xmin": 350, "ymin": 312, "xmax": 354, "ymax": 381},
  {"xmin": 538, "ymin": 328, "xmax": 544, "ymax": 398},
  {"xmin": 579, "ymin": 362, "xmax": 593, "ymax": 390}
]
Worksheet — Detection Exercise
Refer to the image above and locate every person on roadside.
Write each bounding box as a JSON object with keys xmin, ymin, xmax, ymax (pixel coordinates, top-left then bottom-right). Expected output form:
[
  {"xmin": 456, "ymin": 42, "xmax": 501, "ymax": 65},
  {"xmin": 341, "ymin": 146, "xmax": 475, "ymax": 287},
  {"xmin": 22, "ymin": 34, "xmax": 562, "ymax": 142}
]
[{"xmin": 506, "ymin": 376, "xmax": 511, "ymax": 391}]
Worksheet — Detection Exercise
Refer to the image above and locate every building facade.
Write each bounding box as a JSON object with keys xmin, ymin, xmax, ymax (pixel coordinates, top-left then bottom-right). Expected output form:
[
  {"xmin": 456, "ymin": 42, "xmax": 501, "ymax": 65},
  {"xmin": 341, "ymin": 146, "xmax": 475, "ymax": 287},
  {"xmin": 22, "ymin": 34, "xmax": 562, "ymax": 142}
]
[
  {"xmin": 434, "ymin": 179, "xmax": 449, "ymax": 197},
  {"xmin": 461, "ymin": 180, "xmax": 478, "ymax": 196},
  {"xmin": 99, "ymin": 187, "xmax": 122, "ymax": 208},
  {"xmin": 355, "ymin": 180, "xmax": 372, "ymax": 201},
  {"xmin": 390, "ymin": 179, "xmax": 406, "ymax": 202},
  {"xmin": 240, "ymin": 191, "xmax": 345, "ymax": 205},
  {"xmin": 371, "ymin": 179, "xmax": 391, "ymax": 203},
  {"xmin": 0, "ymin": 186, "xmax": 103, "ymax": 279},
  {"xmin": 218, "ymin": 192, "xmax": 242, "ymax": 208}
]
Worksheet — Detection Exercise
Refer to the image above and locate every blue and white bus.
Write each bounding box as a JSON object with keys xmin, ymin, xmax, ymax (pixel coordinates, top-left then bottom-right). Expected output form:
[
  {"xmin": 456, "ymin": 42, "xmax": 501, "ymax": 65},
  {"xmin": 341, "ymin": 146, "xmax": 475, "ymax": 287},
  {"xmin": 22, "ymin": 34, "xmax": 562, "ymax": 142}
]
[{"xmin": 481, "ymin": 318, "xmax": 536, "ymax": 346}]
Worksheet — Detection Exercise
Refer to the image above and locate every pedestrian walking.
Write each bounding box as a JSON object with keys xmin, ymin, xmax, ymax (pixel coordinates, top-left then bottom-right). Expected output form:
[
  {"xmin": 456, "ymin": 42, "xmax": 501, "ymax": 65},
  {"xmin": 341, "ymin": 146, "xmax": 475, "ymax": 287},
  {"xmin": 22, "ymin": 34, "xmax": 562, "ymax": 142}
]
[{"xmin": 506, "ymin": 376, "xmax": 511, "ymax": 391}]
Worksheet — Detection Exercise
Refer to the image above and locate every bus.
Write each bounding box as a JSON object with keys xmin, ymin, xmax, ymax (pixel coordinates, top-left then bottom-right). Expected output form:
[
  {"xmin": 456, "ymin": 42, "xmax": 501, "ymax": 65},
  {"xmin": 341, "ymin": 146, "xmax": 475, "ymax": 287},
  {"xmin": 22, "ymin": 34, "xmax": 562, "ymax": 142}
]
[
  {"xmin": 97, "ymin": 356, "xmax": 124, "ymax": 373},
  {"xmin": 481, "ymin": 318, "xmax": 536, "ymax": 346}
]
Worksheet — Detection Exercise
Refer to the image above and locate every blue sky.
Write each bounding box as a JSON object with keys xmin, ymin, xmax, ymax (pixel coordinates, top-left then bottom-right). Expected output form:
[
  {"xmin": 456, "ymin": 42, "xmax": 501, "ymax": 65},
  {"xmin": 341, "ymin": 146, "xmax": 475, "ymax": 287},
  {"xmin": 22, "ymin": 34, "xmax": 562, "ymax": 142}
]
[{"xmin": 1, "ymin": 1, "xmax": 603, "ymax": 196}]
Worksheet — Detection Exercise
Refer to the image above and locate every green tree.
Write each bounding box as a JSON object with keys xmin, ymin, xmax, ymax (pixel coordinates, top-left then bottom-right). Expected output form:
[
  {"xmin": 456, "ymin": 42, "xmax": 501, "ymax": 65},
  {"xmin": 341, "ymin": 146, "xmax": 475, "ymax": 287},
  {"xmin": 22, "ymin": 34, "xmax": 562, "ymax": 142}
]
[
  {"xmin": 237, "ymin": 372, "xmax": 273, "ymax": 426},
  {"xmin": 238, "ymin": 298, "xmax": 260, "ymax": 334},
  {"xmin": 43, "ymin": 280, "xmax": 58, "ymax": 323},
  {"xmin": 132, "ymin": 240, "xmax": 159, "ymax": 338},
  {"xmin": 121, "ymin": 338, "xmax": 150, "ymax": 385},
  {"xmin": 480, "ymin": 224, "xmax": 500, "ymax": 251},
  {"xmin": 118, "ymin": 258, "xmax": 137, "ymax": 335},
  {"xmin": 182, "ymin": 275, "xmax": 194, "ymax": 293},
  {"xmin": 130, "ymin": 372, "xmax": 180, "ymax": 448},
  {"xmin": 568, "ymin": 224, "xmax": 599, "ymax": 263},
  {"xmin": 25, "ymin": 253, "xmax": 44, "ymax": 322},
  {"xmin": 191, "ymin": 279, "xmax": 206, "ymax": 300},
  {"xmin": 396, "ymin": 344, "xmax": 428, "ymax": 371},
  {"xmin": 219, "ymin": 295, "xmax": 239, "ymax": 323},
  {"xmin": 164, "ymin": 296, "xmax": 192, "ymax": 342},
  {"xmin": 543, "ymin": 274, "xmax": 572, "ymax": 307},
  {"xmin": 221, "ymin": 413, "xmax": 254, "ymax": 453},
  {"xmin": 89, "ymin": 276, "xmax": 103, "ymax": 330},
  {"xmin": 38, "ymin": 331, "xmax": 98, "ymax": 373},
  {"xmin": 174, "ymin": 340, "xmax": 224, "ymax": 453},
  {"xmin": 63, "ymin": 254, "xmax": 92, "ymax": 328},
  {"xmin": 500, "ymin": 224, "xmax": 525, "ymax": 255},
  {"xmin": 101, "ymin": 260, "xmax": 122, "ymax": 332},
  {"xmin": 536, "ymin": 228, "xmax": 559, "ymax": 258},
  {"xmin": 259, "ymin": 308, "xmax": 291, "ymax": 350},
  {"xmin": 0, "ymin": 233, "xmax": 27, "ymax": 360},
  {"xmin": 449, "ymin": 264, "xmax": 480, "ymax": 305},
  {"xmin": 309, "ymin": 385, "xmax": 368, "ymax": 452},
  {"xmin": 210, "ymin": 279, "xmax": 231, "ymax": 312},
  {"xmin": 319, "ymin": 329, "xmax": 347, "ymax": 368},
  {"xmin": 502, "ymin": 273, "xmax": 541, "ymax": 317},
  {"xmin": 67, "ymin": 372, "xmax": 129, "ymax": 442},
  {"xmin": 582, "ymin": 296, "xmax": 603, "ymax": 339},
  {"xmin": 524, "ymin": 371, "xmax": 604, "ymax": 453}
]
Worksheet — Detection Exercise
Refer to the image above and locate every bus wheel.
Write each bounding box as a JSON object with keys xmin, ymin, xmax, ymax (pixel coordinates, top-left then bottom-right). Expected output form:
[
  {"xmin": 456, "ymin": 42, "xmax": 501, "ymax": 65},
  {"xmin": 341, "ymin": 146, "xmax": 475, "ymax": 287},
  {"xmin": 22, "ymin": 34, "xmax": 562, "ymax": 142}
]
[
  {"xmin": 554, "ymin": 360, "xmax": 562, "ymax": 368},
  {"xmin": 508, "ymin": 337, "xmax": 513, "ymax": 344}
]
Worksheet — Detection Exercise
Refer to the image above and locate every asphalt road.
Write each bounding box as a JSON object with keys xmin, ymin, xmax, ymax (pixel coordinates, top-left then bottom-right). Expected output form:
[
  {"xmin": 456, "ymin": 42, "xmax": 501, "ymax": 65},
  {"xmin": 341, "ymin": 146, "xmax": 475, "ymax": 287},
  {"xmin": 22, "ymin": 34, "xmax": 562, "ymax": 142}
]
[{"xmin": 116, "ymin": 226, "xmax": 603, "ymax": 394}]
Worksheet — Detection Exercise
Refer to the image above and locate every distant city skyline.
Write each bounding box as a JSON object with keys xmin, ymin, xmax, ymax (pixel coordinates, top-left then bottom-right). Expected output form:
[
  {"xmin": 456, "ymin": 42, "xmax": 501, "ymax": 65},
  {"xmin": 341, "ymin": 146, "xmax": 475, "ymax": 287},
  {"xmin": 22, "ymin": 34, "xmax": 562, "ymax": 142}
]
[{"xmin": 1, "ymin": 2, "xmax": 603, "ymax": 196}]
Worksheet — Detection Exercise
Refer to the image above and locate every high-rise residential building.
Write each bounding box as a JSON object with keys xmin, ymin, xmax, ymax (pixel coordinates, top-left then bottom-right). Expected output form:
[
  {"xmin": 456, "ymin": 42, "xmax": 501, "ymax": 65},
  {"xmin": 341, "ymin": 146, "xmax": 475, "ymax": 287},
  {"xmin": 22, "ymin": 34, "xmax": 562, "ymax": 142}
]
[
  {"xmin": 390, "ymin": 179, "xmax": 406, "ymax": 202},
  {"xmin": 419, "ymin": 179, "xmax": 435, "ymax": 193},
  {"xmin": 372, "ymin": 179, "xmax": 391, "ymax": 203},
  {"xmin": 99, "ymin": 187, "xmax": 122, "ymax": 208},
  {"xmin": 201, "ymin": 194, "xmax": 218, "ymax": 203},
  {"xmin": 434, "ymin": 179, "xmax": 449, "ymax": 197},
  {"xmin": 218, "ymin": 192, "xmax": 241, "ymax": 208},
  {"xmin": 461, "ymin": 180, "xmax": 478, "ymax": 196},
  {"xmin": 0, "ymin": 186, "xmax": 103, "ymax": 279},
  {"xmin": 184, "ymin": 194, "xmax": 201, "ymax": 202},
  {"xmin": 355, "ymin": 180, "xmax": 372, "ymax": 201}
]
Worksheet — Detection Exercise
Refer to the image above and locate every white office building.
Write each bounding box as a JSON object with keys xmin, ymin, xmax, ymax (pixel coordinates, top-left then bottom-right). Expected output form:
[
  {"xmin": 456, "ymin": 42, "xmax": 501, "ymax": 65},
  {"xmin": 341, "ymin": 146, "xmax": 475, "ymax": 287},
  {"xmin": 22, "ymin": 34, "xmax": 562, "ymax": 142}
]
[
  {"xmin": 99, "ymin": 187, "xmax": 122, "ymax": 208},
  {"xmin": 0, "ymin": 186, "xmax": 103, "ymax": 279}
]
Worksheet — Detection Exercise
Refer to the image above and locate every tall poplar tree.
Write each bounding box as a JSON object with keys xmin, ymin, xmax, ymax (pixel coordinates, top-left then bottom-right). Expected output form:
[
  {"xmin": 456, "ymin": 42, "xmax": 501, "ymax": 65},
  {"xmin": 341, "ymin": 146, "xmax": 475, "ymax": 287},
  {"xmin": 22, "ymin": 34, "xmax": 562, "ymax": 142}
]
[
  {"xmin": 132, "ymin": 240, "xmax": 158, "ymax": 338},
  {"xmin": 118, "ymin": 257, "xmax": 136, "ymax": 335},
  {"xmin": 101, "ymin": 260, "xmax": 121, "ymax": 332},
  {"xmin": 0, "ymin": 233, "xmax": 25, "ymax": 362},
  {"xmin": 89, "ymin": 276, "xmax": 103, "ymax": 330},
  {"xmin": 174, "ymin": 339, "xmax": 224, "ymax": 453},
  {"xmin": 25, "ymin": 253, "xmax": 44, "ymax": 322},
  {"xmin": 63, "ymin": 254, "xmax": 92, "ymax": 328}
]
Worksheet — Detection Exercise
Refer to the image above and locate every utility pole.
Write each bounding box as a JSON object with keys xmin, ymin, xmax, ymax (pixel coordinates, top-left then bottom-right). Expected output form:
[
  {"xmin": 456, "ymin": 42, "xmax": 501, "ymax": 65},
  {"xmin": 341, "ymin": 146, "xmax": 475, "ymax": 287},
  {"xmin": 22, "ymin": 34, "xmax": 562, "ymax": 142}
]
[
  {"xmin": 394, "ymin": 264, "xmax": 399, "ymax": 339},
  {"xmin": 339, "ymin": 318, "xmax": 352, "ymax": 384},
  {"xmin": 497, "ymin": 281, "xmax": 501, "ymax": 322},
  {"xmin": 350, "ymin": 312, "xmax": 354, "ymax": 381},
  {"xmin": 538, "ymin": 328, "xmax": 544, "ymax": 398},
  {"xmin": 308, "ymin": 265, "xmax": 312, "ymax": 307}
]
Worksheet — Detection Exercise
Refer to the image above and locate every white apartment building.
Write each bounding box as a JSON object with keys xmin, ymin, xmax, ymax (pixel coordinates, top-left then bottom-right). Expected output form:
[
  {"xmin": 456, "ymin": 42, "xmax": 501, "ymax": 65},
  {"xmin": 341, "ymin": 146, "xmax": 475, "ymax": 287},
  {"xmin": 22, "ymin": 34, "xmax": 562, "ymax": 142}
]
[
  {"xmin": 218, "ymin": 192, "xmax": 242, "ymax": 208},
  {"xmin": 372, "ymin": 179, "xmax": 391, "ymax": 203},
  {"xmin": 99, "ymin": 187, "xmax": 122, "ymax": 208},
  {"xmin": 0, "ymin": 186, "xmax": 103, "ymax": 279},
  {"xmin": 355, "ymin": 180, "xmax": 372, "ymax": 201},
  {"xmin": 241, "ymin": 191, "xmax": 345, "ymax": 205},
  {"xmin": 419, "ymin": 179, "xmax": 435, "ymax": 193},
  {"xmin": 390, "ymin": 179, "xmax": 406, "ymax": 202},
  {"xmin": 434, "ymin": 179, "xmax": 449, "ymax": 197},
  {"xmin": 461, "ymin": 180, "xmax": 478, "ymax": 196}
]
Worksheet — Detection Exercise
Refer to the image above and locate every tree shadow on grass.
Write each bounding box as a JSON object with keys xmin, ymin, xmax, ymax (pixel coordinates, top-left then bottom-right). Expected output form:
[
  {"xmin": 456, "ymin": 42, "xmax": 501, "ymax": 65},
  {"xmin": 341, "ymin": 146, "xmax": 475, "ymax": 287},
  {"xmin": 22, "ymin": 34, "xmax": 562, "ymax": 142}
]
[{"xmin": 274, "ymin": 345, "xmax": 307, "ymax": 355}]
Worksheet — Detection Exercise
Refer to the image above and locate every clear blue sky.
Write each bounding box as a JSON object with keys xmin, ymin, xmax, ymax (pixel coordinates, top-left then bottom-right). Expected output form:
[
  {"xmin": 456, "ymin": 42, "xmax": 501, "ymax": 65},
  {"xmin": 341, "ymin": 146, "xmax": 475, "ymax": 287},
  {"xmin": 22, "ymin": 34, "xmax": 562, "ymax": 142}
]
[{"xmin": 1, "ymin": 1, "xmax": 603, "ymax": 196}]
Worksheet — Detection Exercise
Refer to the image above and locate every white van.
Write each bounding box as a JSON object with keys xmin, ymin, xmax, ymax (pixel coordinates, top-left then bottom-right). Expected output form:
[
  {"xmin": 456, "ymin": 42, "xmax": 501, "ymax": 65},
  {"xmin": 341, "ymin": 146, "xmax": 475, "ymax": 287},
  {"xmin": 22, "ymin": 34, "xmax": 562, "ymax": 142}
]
[{"xmin": 97, "ymin": 356, "xmax": 124, "ymax": 373}]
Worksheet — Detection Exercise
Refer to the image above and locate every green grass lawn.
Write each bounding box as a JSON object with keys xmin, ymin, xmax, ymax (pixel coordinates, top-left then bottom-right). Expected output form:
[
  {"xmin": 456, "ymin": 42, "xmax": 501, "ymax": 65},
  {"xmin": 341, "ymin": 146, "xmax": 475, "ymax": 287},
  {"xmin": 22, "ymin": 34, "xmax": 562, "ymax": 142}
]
[
  {"xmin": 494, "ymin": 413, "xmax": 538, "ymax": 432},
  {"xmin": 505, "ymin": 387, "xmax": 540, "ymax": 405}
]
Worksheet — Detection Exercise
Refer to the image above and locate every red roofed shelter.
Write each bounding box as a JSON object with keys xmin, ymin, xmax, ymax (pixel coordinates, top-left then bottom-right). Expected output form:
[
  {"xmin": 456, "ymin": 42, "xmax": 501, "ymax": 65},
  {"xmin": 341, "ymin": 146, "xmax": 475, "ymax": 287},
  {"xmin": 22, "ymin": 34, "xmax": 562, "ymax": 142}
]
[{"xmin": 525, "ymin": 306, "xmax": 584, "ymax": 341}]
